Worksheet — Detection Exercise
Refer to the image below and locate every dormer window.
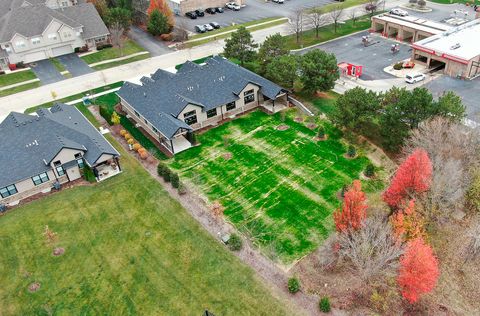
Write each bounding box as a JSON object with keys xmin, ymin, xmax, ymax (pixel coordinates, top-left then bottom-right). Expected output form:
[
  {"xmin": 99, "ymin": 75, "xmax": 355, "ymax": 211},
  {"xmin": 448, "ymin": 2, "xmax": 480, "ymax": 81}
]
[
  {"xmin": 63, "ymin": 32, "xmax": 72, "ymax": 38},
  {"xmin": 15, "ymin": 41, "xmax": 25, "ymax": 48},
  {"xmin": 31, "ymin": 37, "xmax": 41, "ymax": 45}
]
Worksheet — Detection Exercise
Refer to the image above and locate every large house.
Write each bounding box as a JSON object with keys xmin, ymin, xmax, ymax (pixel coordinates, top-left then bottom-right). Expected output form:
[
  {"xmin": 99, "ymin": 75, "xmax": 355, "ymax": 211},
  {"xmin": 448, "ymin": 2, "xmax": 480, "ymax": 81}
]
[
  {"xmin": 0, "ymin": 0, "xmax": 109, "ymax": 70},
  {"xmin": 0, "ymin": 103, "xmax": 120, "ymax": 207},
  {"xmin": 116, "ymin": 56, "xmax": 288, "ymax": 156}
]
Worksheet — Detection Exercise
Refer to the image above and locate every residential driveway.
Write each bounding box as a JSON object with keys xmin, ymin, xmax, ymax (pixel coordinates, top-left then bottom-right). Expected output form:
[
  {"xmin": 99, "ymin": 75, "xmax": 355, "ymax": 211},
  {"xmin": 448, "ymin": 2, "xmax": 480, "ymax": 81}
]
[
  {"xmin": 29, "ymin": 59, "xmax": 64, "ymax": 85},
  {"xmin": 57, "ymin": 53, "xmax": 93, "ymax": 77},
  {"xmin": 177, "ymin": 0, "xmax": 334, "ymax": 32},
  {"xmin": 296, "ymin": 31, "xmax": 412, "ymax": 80},
  {"xmin": 425, "ymin": 76, "xmax": 480, "ymax": 123},
  {"xmin": 128, "ymin": 26, "xmax": 172, "ymax": 56}
]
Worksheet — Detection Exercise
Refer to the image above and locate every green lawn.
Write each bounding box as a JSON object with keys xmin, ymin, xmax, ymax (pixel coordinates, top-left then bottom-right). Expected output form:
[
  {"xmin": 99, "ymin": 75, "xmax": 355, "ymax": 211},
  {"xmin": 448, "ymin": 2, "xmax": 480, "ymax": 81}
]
[
  {"xmin": 92, "ymin": 53, "xmax": 151, "ymax": 71},
  {"xmin": 309, "ymin": 0, "xmax": 371, "ymax": 13},
  {"xmin": 81, "ymin": 40, "xmax": 147, "ymax": 65},
  {"xmin": 0, "ymin": 81, "xmax": 41, "ymax": 97},
  {"xmin": 285, "ymin": 15, "xmax": 372, "ymax": 50},
  {"xmin": 0, "ymin": 135, "xmax": 288, "ymax": 315},
  {"xmin": 0, "ymin": 70, "xmax": 37, "ymax": 88},
  {"xmin": 50, "ymin": 58, "xmax": 66, "ymax": 73},
  {"xmin": 428, "ymin": 0, "xmax": 474, "ymax": 3},
  {"xmin": 168, "ymin": 110, "xmax": 383, "ymax": 263}
]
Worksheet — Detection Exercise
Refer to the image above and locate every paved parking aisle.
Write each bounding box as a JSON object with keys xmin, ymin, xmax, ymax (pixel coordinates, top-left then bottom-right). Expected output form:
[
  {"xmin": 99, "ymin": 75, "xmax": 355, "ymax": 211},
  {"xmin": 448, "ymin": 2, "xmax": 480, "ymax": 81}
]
[
  {"xmin": 128, "ymin": 26, "xmax": 172, "ymax": 56},
  {"xmin": 29, "ymin": 59, "xmax": 64, "ymax": 85},
  {"xmin": 57, "ymin": 53, "xmax": 93, "ymax": 77}
]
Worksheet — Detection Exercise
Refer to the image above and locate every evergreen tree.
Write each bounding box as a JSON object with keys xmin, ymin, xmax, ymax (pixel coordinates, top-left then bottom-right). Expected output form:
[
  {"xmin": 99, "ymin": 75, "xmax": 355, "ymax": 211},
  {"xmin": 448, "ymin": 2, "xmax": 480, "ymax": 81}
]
[
  {"xmin": 147, "ymin": 9, "xmax": 169, "ymax": 36},
  {"xmin": 223, "ymin": 26, "xmax": 258, "ymax": 66}
]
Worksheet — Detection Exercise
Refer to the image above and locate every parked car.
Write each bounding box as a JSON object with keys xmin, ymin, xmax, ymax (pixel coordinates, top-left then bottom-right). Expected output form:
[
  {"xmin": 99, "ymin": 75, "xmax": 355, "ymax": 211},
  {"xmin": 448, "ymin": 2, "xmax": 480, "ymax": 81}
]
[
  {"xmin": 203, "ymin": 23, "xmax": 214, "ymax": 31},
  {"xmin": 195, "ymin": 9, "xmax": 205, "ymax": 17},
  {"xmin": 273, "ymin": 0, "xmax": 284, "ymax": 3},
  {"xmin": 206, "ymin": 7, "xmax": 216, "ymax": 14},
  {"xmin": 390, "ymin": 8, "xmax": 409, "ymax": 16},
  {"xmin": 195, "ymin": 25, "xmax": 206, "ymax": 33},
  {"xmin": 210, "ymin": 22, "xmax": 221, "ymax": 29},
  {"xmin": 405, "ymin": 73, "xmax": 425, "ymax": 84},
  {"xmin": 185, "ymin": 11, "xmax": 197, "ymax": 19},
  {"xmin": 216, "ymin": 7, "xmax": 224, "ymax": 13},
  {"xmin": 226, "ymin": 2, "xmax": 241, "ymax": 10}
]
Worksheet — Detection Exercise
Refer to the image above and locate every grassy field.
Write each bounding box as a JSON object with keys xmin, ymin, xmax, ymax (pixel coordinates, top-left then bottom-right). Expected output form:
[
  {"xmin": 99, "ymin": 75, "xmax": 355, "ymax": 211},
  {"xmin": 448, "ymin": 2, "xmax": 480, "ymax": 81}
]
[
  {"xmin": 168, "ymin": 110, "xmax": 383, "ymax": 263},
  {"xmin": 285, "ymin": 15, "xmax": 372, "ymax": 50},
  {"xmin": 0, "ymin": 135, "xmax": 289, "ymax": 315},
  {"xmin": 309, "ymin": 0, "xmax": 371, "ymax": 13},
  {"xmin": 81, "ymin": 40, "xmax": 147, "ymax": 64},
  {"xmin": 0, "ymin": 70, "xmax": 37, "ymax": 88},
  {"xmin": 0, "ymin": 81, "xmax": 41, "ymax": 97},
  {"xmin": 92, "ymin": 53, "xmax": 151, "ymax": 71}
]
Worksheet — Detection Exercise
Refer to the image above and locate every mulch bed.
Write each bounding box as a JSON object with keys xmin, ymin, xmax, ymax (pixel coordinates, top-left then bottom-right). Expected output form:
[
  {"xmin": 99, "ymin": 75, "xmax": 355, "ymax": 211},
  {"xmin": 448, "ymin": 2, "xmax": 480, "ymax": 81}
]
[
  {"xmin": 53, "ymin": 247, "xmax": 65, "ymax": 256},
  {"xmin": 294, "ymin": 117, "xmax": 303, "ymax": 123},
  {"xmin": 223, "ymin": 152, "xmax": 233, "ymax": 160},
  {"xmin": 306, "ymin": 123, "xmax": 317, "ymax": 130},
  {"xmin": 313, "ymin": 135, "xmax": 328, "ymax": 142},
  {"xmin": 315, "ymin": 91, "xmax": 335, "ymax": 99},
  {"xmin": 276, "ymin": 125, "xmax": 290, "ymax": 131},
  {"xmin": 28, "ymin": 282, "xmax": 40, "ymax": 292},
  {"xmin": 343, "ymin": 153, "xmax": 357, "ymax": 160}
]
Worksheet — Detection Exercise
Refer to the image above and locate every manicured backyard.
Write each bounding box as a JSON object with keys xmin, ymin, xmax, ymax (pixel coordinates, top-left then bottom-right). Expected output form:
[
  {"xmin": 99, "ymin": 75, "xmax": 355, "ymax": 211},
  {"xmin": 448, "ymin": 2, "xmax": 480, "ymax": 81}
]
[
  {"xmin": 0, "ymin": 135, "xmax": 288, "ymax": 315},
  {"xmin": 168, "ymin": 110, "xmax": 383, "ymax": 263}
]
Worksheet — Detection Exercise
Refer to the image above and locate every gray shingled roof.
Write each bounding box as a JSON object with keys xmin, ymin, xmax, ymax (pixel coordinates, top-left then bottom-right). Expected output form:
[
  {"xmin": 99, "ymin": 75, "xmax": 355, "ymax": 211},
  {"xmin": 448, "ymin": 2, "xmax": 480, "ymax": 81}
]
[
  {"xmin": 0, "ymin": 103, "xmax": 119, "ymax": 188},
  {"xmin": 117, "ymin": 56, "xmax": 285, "ymax": 139},
  {"xmin": 0, "ymin": 1, "xmax": 107, "ymax": 43}
]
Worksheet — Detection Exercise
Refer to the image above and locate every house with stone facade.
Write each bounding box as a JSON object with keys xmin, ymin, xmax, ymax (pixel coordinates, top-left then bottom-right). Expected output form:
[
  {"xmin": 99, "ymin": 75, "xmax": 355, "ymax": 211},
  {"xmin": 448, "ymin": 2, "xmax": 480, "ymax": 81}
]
[
  {"xmin": 0, "ymin": 0, "xmax": 109, "ymax": 70},
  {"xmin": 0, "ymin": 103, "xmax": 120, "ymax": 207},
  {"xmin": 116, "ymin": 56, "xmax": 288, "ymax": 156}
]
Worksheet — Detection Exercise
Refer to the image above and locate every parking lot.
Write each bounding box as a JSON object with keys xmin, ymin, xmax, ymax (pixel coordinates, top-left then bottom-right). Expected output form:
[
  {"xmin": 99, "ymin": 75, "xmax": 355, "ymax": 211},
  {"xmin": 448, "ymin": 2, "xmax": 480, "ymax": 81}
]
[{"xmin": 177, "ymin": 0, "xmax": 333, "ymax": 32}]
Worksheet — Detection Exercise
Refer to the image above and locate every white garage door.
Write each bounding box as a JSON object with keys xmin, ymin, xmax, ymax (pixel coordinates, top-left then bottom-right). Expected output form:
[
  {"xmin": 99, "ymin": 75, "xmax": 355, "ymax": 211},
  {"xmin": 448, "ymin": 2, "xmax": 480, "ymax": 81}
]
[
  {"xmin": 24, "ymin": 50, "xmax": 48, "ymax": 63},
  {"xmin": 52, "ymin": 45, "xmax": 73, "ymax": 57}
]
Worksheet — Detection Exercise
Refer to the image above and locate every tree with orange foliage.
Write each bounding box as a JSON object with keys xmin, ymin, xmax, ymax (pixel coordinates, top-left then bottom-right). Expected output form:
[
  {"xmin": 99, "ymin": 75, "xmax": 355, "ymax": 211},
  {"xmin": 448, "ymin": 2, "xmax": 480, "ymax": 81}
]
[
  {"xmin": 397, "ymin": 237, "xmax": 439, "ymax": 303},
  {"xmin": 390, "ymin": 199, "xmax": 426, "ymax": 242},
  {"xmin": 147, "ymin": 0, "xmax": 174, "ymax": 27},
  {"xmin": 334, "ymin": 180, "xmax": 368, "ymax": 232},
  {"xmin": 383, "ymin": 148, "xmax": 432, "ymax": 209}
]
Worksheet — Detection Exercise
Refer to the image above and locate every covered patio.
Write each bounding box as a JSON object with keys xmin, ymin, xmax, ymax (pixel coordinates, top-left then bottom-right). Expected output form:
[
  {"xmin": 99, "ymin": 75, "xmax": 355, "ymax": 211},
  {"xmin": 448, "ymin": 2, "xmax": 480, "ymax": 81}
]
[
  {"xmin": 171, "ymin": 135, "xmax": 192, "ymax": 154},
  {"xmin": 261, "ymin": 93, "xmax": 289, "ymax": 113},
  {"xmin": 94, "ymin": 159, "xmax": 121, "ymax": 182}
]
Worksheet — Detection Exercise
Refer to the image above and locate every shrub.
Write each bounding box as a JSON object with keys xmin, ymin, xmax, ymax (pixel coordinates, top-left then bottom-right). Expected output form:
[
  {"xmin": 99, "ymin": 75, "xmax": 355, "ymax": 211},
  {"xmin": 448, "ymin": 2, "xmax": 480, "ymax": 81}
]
[
  {"xmin": 120, "ymin": 129, "xmax": 127, "ymax": 136},
  {"xmin": 133, "ymin": 143, "xmax": 142, "ymax": 151},
  {"xmin": 317, "ymin": 126, "xmax": 326, "ymax": 139},
  {"xmin": 178, "ymin": 182, "xmax": 187, "ymax": 195},
  {"xmin": 393, "ymin": 62, "xmax": 403, "ymax": 70},
  {"xmin": 163, "ymin": 168, "xmax": 172, "ymax": 182},
  {"xmin": 74, "ymin": 47, "xmax": 80, "ymax": 53},
  {"xmin": 124, "ymin": 133, "xmax": 132, "ymax": 140},
  {"xmin": 171, "ymin": 172, "xmax": 180, "ymax": 188},
  {"xmin": 160, "ymin": 33, "xmax": 173, "ymax": 41},
  {"xmin": 287, "ymin": 277, "xmax": 300, "ymax": 293},
  {"xmin": 364, "ymin": 163, "xmax": 375, "ymax": 177},
  {"xmin": 99, "ymin": 105, "xmax": 113, "ymax": 125},
  {"xmin": 0, "ymin": 71, "xmax": 5, "ymax": 76},
  {"xmin": 347, "ymin": 145, "xmax": 356, "ymax": 157},
  {"xmin": 228, "ymin": 233, "xmax": 243, "ymax": 251},
  {"xmin": 139, "ymin": 152, "xmax": 148, "ymax": 160},
  {"xmin": 417, "ymin": 0, "xmax": 426, "ymax": 7},
  {"xmin": 341, "ymin": 184, "xmax": 348, "ymax": 198},
  {"xmin": 157, "ymin": 162, "xmax": 167, "ymax": 177},
  {"xmin": 127, "ymin": 138, "xmax": 135, "ymax": 145},
  {"xmin": 187, "ymin": 132, "xmax": 197, "ymax": 145},
  {"xmin": 319, "ymin": 296, "xmax": 331, "ymax": 313},
  {"xmin": 16, "ymin": 62, "xmax": 25, "ymax": 69},
  {"xmin": 138, "ymin": 148, "xmax": 147, "ymax": 155},
  {"xmin": 83, "ymin": 165, "xmax": 96, "ymax": 183}
]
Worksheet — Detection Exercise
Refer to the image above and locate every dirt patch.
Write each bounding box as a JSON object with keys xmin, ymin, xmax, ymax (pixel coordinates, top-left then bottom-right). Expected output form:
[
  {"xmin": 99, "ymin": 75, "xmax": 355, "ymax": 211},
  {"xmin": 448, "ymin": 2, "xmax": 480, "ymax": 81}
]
[
  {"xmin": 28, "ymin": 282, "xmax": 40, "ymax": 292},
  {"xmin": 343, "ymin": 153, "xmax": 357, "ymax": 159},
  {"xmin": 223, "ymin": 152, "xmax": 233, "ymax": 160},
  {"xmin": 294, "ymin": 117, "xmax": 303, "ymax": 123},
  {"xmin": 315, "ymin": 91, "xmax": 335, "ymax": 99},
  {"xmin": 53, "ymin": 247, "xmax": 65, "ymax": 256},
  {"xmin": 306, "ymin": 123, "xmax": 317, "ymax": 130},
  {"xmin": 277, "ymin": 124, "xmax": 290, "ymax": 131},
  {"xmin": 313, "ymin": 135, "xmax": 328, "ymax": 142}
]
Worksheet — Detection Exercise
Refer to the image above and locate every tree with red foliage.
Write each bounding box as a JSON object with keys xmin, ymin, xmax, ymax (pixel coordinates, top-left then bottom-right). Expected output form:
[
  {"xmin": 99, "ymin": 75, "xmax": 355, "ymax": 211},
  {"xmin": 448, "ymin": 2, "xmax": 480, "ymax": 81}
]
[
  {"xmin": 390, "ymin": 199, "xmax": 426, "ymax": 242},
  {"xmin": 383, "ymin": 148, "xmax": 432, "ymax": 208},
  {"xmin": 334, "ymin": 180, "xmax": 368, "ymax": 232},
  {"xmin": 147, "ymin": 0, "xmax": 174, "ymax": 27},
  {"xmin": 397, "ymin": 237, "xmax": 439, "ymax": 303}
]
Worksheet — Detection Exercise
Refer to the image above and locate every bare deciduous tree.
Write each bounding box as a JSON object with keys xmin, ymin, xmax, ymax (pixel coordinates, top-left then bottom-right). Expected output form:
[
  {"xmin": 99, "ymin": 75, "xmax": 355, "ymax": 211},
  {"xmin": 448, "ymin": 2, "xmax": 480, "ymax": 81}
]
[
  {"xmin": 462, "ymin": 217, "xmax": 480, "ymax": 262},
  {"xmin": 337, "ymin": 216, "xmax": 403, "ymax": 283},
  {"xmin": 309, "ymin": 8, "xmax": 329, "ymax": 39},
  {"xmin": 349, "ymin": 9, "xmax": 359, "ymax": 26},
  {"xmin": 172, "ymin": 19, "xmax": 189, "ymax": 42},
  {"xmin": 329, "ymin": 6, "xmax": 344, "ymax": 34},
  {"xmin": 109, "ymin": 22, "xmax": 125, "ymax": 57},
  {"xmin": 404, "ymin": 117, "xmax": 480, "ymax": 218},
  {"xmin": 289, "ymin": 9, "xmax": 304, "ymax": 44}
]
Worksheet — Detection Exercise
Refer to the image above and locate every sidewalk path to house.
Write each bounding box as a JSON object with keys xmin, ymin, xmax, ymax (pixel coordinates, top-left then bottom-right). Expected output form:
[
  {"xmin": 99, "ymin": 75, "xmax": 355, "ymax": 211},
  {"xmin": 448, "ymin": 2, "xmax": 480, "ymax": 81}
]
[{"xmin": 0, "ymin": 0, "xmax": 405, "ymax": 120}]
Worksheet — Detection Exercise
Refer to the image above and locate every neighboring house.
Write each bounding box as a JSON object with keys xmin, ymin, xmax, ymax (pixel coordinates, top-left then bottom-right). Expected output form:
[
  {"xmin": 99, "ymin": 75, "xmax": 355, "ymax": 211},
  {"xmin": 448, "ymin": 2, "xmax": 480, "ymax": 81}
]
[
  {"xmin": 0, "ymin": 103, "xmax": 121, "ymax": 207},
  {"xmin": 0, "ymin": 0, "xmax": 109, "ymax": 70},
  {"xmin": 117, "ymin": 56, "xmax": 288, "ymax": 156},
  {"xmin": 132, "ymin": 0, "xmax": 245, "ymax": 19}
]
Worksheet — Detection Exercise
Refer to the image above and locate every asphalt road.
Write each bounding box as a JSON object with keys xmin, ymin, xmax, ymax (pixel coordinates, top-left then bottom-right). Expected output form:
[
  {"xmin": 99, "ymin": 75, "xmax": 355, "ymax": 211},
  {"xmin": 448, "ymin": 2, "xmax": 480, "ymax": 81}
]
[
  {"xmin": 177, "ymin": 0, "xmax": 333, "ymax": 32},
  {"xmin": 297, "ymin": 31, "xmax": 412, "ymax": 80}
]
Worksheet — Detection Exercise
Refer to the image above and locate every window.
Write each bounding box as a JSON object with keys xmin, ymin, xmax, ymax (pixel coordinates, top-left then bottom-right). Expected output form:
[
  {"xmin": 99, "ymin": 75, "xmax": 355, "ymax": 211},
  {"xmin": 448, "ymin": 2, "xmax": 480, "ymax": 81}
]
[
  {"xmin": 152, "ymin": 126, "xmax": 158, "ymax": 133},
  {"xmin": 206, "ymin": 108, "xmax": 217, "ymax": 118},
  {"xmin": 62, "ymin": 1, "xmax": 68, "ymax": 6},
  {"xmin": 31, "ymin": 37, "xmax": 41, "ymax": 45},
  {"xmin": 54, "ymin": 161, "xmax": 65, "ymax": 176},
  {"xmin": 134, "ymin": 110, "xmax": 140, "ymax": 117},
  {"xmin": 32, "ymin": 172, "xmax": 50, "ymax": 186},
  {"xmin": 144, "ymin": 118, "xmax": 148, "ymax": 125},
  {"xmin": 244, "ymin": 89, "xmax": 255, "ymax": 104},
  {"xmin": 183, "ymin": 110, "xmax": 197, "ymax": 125},
  {"xmin": 226, "ymin": 101, "xmax": 236, "ymax": 111},
  {"xmin": 15, "ymin": 41, "xmax": 25, "ymax": 48},
  {"xmin": 95, "ymin": 37, "xmax": 106, "ymax": 43},
  {"xmin": 48, "ymin": 33, "xmax": 58, "ymax": 40},
  {"xmin": 0, "ymin": 184, "xmax": 18, "ymax": 198},
  {"xmin": 75, "ymin": 153, "xmax": 84, "ymax": 168},
  {"xmin": 63, "ymin": 32, "xmax": 71, "ymax": 38}
]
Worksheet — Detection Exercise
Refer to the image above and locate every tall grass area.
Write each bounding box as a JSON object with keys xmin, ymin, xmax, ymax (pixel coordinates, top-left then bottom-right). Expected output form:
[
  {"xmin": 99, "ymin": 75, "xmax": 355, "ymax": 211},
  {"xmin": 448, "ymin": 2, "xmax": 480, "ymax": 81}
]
[{"xmin": 0, "ymin": 136, "xmax": 289, "ymax": 315}]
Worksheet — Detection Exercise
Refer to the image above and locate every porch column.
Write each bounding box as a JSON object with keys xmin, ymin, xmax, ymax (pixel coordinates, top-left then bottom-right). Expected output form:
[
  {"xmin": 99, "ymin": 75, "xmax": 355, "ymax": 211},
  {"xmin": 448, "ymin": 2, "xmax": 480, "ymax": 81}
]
[{"xmin": 170, "ymin": 139, "xmax": 175, "ymax": 155}]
